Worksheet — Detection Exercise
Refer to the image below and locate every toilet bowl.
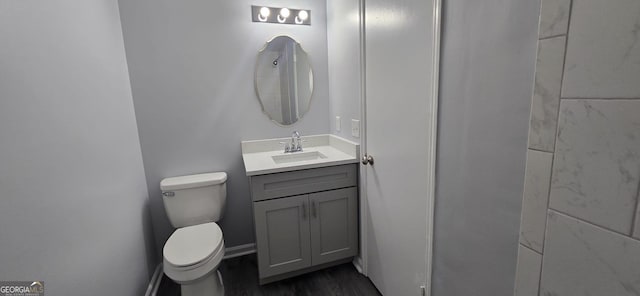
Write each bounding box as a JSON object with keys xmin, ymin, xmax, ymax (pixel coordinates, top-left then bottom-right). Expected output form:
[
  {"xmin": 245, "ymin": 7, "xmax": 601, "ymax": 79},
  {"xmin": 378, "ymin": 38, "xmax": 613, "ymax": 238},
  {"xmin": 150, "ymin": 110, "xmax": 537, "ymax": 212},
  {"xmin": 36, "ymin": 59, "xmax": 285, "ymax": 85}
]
[
  {"xmin": 163, "ymin": 222, "xmax": 225, "ymax": 295},
  {"xmin": 160, "ymin": 172, "xmax": 227, "ymax": 296}
]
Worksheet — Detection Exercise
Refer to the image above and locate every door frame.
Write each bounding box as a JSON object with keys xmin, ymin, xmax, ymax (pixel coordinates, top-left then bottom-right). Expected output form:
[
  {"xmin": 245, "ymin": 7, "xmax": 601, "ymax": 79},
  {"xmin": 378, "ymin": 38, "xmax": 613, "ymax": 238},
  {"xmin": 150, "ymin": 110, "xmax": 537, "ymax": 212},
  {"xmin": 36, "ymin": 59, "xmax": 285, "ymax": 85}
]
[{"xmin": 356, "ymin": 0, "xmax": 442, "ymax": 294}]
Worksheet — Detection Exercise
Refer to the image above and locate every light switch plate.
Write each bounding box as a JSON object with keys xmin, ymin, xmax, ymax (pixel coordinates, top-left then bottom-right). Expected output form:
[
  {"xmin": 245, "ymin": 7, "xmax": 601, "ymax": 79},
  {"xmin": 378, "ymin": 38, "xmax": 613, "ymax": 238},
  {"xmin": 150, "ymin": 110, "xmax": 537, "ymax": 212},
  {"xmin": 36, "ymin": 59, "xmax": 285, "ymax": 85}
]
[
  {"xmin": 351, "ymin": 119, "xmax": 360, "ymax": 138},
  {"xmin": 336, "ymin": 116, "xmax": 341, "ymax": 132}
]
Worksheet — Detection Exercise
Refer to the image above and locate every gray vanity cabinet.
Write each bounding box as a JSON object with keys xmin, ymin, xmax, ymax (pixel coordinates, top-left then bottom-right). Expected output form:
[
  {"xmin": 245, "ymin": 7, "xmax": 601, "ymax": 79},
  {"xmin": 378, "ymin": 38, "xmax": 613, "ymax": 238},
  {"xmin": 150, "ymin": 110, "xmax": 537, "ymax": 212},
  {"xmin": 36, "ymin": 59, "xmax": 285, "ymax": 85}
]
[{"xmin": 250, "ymin": 164, "xmax": 359, "ymax": 284}]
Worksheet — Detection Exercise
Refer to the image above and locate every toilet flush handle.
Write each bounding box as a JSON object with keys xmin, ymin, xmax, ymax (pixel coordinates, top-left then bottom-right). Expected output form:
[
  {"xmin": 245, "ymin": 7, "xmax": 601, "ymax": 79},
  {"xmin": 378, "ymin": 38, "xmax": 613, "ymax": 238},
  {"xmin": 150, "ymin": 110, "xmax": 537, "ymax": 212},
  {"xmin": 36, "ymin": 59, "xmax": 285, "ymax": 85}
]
[{"xmin": 162, "ymin": 191, "xmax": 175, "ymax": 197}]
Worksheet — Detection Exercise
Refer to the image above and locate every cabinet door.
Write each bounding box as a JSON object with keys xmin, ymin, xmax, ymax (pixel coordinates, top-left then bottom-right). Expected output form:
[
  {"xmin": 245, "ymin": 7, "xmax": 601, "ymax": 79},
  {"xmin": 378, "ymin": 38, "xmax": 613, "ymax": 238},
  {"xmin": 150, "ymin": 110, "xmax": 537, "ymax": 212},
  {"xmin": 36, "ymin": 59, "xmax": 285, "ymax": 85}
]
[
  {"xmin": 254, "ymin": 194, "xmax": 311, "ymax": 278},
  {"xmin": 309, "ymin": 187, "xmax": 358, "ymax": 265}
]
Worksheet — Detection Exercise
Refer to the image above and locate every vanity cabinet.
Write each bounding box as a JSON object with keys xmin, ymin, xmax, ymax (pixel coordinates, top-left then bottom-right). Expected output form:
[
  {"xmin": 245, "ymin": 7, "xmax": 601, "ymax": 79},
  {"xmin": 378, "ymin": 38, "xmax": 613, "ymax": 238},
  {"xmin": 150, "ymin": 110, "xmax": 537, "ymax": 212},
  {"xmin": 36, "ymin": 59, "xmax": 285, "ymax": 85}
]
[{"xmin": 250, "ymin": 164, "xmax": 359, "ymax": 284}]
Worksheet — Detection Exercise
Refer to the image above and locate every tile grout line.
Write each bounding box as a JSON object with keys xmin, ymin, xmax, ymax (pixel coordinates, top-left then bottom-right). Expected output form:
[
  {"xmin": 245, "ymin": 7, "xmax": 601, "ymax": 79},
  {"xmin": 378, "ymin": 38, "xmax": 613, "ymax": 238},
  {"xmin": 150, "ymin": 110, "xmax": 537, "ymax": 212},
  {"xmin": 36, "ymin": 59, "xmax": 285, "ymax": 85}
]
[
  {"xmin": 548, "ymin": 208, "xmax": 640, "ymax": 243},
  {"xmin": 538, "ymin": 0, "xmax": 575, "ymax": 294},
  {"xmin": 519, "ymin": 242, "xmax": 543, "ymax": 256},
  {"xmin": 527, "ymin": 147, "xmax": 554, "ymax": 154},
  {"xmin": 539, "ymin": 33, "xmax": 567, "ymax": 41},
  {"xmin": 561, "ymin": 97, "xmax": 640, "ymax": 101}
]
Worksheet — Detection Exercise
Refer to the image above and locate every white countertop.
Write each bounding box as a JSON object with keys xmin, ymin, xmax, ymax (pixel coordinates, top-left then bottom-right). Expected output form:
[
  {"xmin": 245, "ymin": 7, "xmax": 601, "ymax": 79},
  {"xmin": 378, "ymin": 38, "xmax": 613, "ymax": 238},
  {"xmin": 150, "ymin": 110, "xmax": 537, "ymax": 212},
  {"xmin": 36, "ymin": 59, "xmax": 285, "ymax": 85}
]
[{"xmin": 241, "ymin": 134, "xmax": 360, "ymax": 176}]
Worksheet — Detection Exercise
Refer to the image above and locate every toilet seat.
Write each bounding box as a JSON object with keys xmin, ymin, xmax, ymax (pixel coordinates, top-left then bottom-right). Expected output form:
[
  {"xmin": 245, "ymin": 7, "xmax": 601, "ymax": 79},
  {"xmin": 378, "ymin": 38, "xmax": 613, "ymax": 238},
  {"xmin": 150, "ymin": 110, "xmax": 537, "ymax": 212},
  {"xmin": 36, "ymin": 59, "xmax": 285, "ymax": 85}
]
[{"xmin": 163, "ymin": 222, "xmax": 225, "ymax": 283}]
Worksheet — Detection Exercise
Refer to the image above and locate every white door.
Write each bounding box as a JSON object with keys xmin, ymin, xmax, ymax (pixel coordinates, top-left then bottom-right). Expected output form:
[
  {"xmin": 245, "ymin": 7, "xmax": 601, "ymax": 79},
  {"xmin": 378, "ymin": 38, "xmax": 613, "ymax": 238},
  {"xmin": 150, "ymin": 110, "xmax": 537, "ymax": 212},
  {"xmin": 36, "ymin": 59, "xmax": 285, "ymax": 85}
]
[{"xmin": 362, "ymin": 0, "xmax": 440, "ymax": 295}]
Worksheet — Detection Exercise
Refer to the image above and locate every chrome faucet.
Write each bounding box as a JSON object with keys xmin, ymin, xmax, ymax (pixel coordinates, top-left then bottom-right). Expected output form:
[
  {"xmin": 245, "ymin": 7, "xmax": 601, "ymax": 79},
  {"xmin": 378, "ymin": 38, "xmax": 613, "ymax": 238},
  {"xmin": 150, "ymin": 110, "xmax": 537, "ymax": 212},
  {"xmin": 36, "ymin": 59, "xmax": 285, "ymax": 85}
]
[
  {"xmin": 281, "ymin": 131, "xmax": 304, "ymax": 153},
  {"xmin": 291, "ymin": 131, "xmax": 303, "ymax": 152}
]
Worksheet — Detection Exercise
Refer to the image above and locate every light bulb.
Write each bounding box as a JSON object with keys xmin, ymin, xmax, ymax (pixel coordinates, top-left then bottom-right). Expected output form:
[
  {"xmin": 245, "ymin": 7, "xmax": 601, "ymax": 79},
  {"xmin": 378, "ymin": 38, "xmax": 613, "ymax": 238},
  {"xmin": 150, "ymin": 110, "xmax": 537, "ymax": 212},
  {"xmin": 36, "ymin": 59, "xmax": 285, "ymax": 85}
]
[
  {"xmin": 298, "ymin": 10, "xmax": 309, "ymax": 21},
  {"xmin": 279, "ymin": 8, "xmax": 290, "ymax": 18},
  {"xmin": 259, "ymin": 7, "xmax": 270, "ymax": 18}
]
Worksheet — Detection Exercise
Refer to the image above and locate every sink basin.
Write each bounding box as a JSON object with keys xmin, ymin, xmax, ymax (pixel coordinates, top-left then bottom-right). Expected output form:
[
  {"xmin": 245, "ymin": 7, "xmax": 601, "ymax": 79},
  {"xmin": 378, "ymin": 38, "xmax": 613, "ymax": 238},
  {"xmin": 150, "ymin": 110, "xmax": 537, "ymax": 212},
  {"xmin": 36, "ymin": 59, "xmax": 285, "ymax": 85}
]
[
  {"xmin": 241, "ymin": 134, "xmax": 360, "ymax": 176},
  {"xmin": 272, "ymin": 151, "xmax": 328, "ymax": 164}
]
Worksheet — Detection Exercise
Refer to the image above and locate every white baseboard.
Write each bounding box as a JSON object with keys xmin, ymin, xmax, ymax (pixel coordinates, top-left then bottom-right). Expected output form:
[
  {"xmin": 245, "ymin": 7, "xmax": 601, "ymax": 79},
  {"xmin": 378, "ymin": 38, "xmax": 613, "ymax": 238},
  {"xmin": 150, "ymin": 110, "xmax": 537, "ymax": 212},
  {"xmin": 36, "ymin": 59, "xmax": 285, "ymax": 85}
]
[
  {"xmin": 352, "ymin": 256, "xmax": 364, "ymax": 274},
  {"xmin": 145, "ymin": 263, "xmax": 163, "ymax": 296},
  {"xmin": 224, "ymin": 243, "xmax": 256, "ymax": 259}
]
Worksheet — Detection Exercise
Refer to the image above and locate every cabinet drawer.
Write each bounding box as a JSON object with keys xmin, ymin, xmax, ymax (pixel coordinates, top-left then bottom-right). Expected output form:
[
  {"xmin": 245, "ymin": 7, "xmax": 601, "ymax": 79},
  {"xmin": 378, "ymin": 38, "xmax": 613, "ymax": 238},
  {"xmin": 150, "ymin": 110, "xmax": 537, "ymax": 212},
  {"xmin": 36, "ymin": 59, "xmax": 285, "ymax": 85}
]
[{"xmin": 250, "ymin": 164, "xmax": 357, "ymax": 201}]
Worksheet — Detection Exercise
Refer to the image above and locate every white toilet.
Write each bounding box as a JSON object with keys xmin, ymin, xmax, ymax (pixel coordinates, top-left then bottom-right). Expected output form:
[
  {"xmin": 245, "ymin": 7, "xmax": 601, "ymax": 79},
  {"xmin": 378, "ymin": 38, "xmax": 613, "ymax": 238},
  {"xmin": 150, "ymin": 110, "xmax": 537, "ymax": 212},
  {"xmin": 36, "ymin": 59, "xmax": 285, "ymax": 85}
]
[{"xmin": 160, "ymin": 172, "xmax": 227, "ymax": 296}]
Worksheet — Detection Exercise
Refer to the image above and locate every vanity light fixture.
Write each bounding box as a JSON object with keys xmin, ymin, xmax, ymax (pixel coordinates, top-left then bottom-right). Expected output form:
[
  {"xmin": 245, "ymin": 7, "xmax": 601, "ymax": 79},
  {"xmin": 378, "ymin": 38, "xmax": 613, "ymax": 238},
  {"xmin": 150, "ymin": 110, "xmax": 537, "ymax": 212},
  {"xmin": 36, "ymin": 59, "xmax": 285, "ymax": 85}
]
[{"xmin": 251, "ymin": 5, "xmax": 311, "ymax": 26}]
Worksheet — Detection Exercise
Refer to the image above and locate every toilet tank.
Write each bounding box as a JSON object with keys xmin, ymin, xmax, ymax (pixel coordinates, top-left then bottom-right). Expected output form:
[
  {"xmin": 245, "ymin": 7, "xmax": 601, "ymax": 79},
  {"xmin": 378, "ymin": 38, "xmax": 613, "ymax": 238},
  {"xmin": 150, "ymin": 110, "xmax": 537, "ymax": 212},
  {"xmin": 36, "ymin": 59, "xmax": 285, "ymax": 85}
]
[{"xmin": 160, "ymin": 172, "xmax": 227, "ymax": 228}]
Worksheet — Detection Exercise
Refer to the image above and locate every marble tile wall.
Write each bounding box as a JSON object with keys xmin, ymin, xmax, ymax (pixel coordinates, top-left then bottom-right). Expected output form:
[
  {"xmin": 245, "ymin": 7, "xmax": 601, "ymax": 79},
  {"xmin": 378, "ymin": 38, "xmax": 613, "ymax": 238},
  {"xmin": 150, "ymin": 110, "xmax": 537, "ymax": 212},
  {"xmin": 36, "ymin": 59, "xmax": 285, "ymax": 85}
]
[
  {"xmin": 514, "ymin": 245, "xmax": 542, "ymax": 296},
  {"xmin": 540, "ymin": 211, "xmax": 640, "ymax": 296},
  {"xmin": 519, "ymin": 150, "xmax": 553, "ymax": 252},
  {"xmin": 561, "ymin": 0, "xmax": 640, "ymax": 99},
  {"xmin": 549, "ymin": 100, "xmax": 640, "ymax": 234},
  {"xmin": 528, "ymin": 36, "xmax": 565, "ymax": 152},
  {"xmin": 515, "ymin": 0, "xmax": 640, "ymax": 294},
  {"xmin": 635, "ymin": 204, "xmax": 640, "ymax": 239},
  {"xmin": 538, "ymin": 0, "xmax": 571, "ymax": 38}
]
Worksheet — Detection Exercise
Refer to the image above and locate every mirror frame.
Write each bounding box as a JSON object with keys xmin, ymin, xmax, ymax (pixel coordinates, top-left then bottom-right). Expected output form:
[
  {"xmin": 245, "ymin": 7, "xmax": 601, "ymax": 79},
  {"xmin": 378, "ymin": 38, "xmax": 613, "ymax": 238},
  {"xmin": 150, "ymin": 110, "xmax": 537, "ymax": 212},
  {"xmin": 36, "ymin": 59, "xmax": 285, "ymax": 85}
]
[{"xmin": 254, "ymin": 35, "xmax": 315, "ymax": 126}]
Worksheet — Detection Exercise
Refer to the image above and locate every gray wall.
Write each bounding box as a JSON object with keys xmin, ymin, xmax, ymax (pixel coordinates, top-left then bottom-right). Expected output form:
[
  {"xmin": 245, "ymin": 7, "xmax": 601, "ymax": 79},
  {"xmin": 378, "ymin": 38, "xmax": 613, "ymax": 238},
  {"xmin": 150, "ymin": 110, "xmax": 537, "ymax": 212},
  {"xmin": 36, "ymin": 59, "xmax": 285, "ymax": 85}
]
[
  {"xmin": 515, "ymin": 0, "xmax": 640, "ymax": 294},
  {"xmin": 0, "ymin": 0, "xmax": 153, "ymax": 295},
  {"xmin": 118, "ymin": 0, "xmax": 330, "ymax": 255},
  {"xmin": 327, "ymin": 0, "xmax": 362, "ymax": 143},
  {"xmin": 432, "ymin": 0, "xmax": 540, "ymax": 294}
]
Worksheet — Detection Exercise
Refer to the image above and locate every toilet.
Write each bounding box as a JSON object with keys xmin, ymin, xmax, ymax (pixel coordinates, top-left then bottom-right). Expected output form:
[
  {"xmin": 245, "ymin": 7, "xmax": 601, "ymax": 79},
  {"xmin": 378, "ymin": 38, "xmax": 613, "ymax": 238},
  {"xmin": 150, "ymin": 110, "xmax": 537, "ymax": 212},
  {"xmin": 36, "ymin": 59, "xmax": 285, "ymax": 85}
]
[{"xmin": 160, "ymin": 172, "xmax": 227, "ymax": 296}]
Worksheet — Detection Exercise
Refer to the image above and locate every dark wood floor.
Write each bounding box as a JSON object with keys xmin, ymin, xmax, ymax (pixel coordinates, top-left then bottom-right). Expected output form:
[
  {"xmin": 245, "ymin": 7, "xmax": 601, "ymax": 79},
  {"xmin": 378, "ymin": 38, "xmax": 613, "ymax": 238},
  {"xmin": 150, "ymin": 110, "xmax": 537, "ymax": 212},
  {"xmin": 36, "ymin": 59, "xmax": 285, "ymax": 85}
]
[{"xmin": 157, "ymin": 254, "xmax": 381, "ymax": 296}]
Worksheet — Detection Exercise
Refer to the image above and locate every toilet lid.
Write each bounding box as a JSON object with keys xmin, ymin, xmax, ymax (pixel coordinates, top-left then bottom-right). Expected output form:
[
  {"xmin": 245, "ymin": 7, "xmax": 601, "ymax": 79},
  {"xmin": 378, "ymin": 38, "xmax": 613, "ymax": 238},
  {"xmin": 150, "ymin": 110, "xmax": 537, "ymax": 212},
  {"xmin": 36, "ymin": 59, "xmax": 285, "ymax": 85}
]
[{"xmin": 163, "ymin": 222, "xmax": 223, "ymax": 267}]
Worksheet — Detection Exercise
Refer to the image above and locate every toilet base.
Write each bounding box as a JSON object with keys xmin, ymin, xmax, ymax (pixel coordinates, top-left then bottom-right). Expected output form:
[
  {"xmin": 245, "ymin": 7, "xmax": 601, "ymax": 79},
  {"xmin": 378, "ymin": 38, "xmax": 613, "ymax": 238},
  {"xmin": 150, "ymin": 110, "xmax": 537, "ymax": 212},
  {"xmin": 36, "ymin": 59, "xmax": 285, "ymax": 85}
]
[{"xmin": 181, "ymin": 270, "xmax": 224, "ymax": 296}]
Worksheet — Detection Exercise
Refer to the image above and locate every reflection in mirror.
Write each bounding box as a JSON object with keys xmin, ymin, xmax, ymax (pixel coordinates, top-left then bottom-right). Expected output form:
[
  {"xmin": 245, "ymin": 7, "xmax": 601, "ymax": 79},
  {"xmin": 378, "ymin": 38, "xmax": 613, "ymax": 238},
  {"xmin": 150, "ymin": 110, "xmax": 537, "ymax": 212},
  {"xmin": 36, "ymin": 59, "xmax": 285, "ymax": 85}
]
[{"xmin": 255, "ymin": 36, "xmax": 314, "ymax": 125}]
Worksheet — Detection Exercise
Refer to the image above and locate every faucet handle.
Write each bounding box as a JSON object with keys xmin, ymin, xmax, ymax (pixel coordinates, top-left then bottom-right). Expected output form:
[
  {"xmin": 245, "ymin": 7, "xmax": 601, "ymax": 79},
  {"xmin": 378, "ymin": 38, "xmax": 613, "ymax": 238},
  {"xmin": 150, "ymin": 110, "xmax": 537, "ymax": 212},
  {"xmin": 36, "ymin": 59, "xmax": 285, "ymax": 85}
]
[
  {"xmin": 279, "ymin": 141, "xmax": 291, "ymax": 153},
  {"xmin": 296, "ymin": 139, "xmax": 306, "ymax": 152}
]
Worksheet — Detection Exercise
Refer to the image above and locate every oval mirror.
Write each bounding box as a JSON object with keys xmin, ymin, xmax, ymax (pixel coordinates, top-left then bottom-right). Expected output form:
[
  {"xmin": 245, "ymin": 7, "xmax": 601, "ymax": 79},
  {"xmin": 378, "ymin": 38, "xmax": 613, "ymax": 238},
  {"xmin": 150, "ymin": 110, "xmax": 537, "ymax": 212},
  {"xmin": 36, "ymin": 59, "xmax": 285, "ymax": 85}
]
[{"xmin": 255, "ymin": 36, "xmax": 314, "ymax": 125}]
